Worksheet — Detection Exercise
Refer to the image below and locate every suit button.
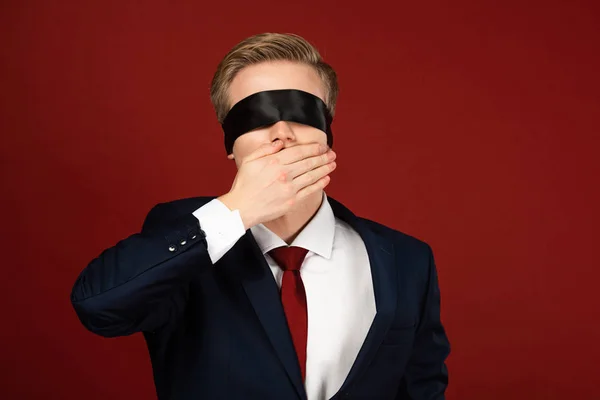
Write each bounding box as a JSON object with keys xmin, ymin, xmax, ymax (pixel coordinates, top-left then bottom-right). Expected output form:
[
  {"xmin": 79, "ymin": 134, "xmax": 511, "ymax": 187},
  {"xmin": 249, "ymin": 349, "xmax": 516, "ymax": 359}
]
[
  {"xmin": 191, "ymin": 234, "xmax": 197, "ymax": 240},
  {"xmin": 180, "ymin": 240, "xmax": 187, "ymax": 246},
  {"xmin": 168, "ymin": 245, "xmax": 177, "ymax": 252}
]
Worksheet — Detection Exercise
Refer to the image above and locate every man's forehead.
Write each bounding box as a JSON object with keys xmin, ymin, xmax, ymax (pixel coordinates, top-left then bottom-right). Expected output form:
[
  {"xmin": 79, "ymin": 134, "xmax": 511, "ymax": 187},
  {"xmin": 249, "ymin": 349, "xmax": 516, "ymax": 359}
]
[
  {"xmin": 228, "ymin": 62, "xmax": 326, "ymax": 108},
  {"xmin": 229, "ymin": 86, "xmax": 325, "ymax": 110}
]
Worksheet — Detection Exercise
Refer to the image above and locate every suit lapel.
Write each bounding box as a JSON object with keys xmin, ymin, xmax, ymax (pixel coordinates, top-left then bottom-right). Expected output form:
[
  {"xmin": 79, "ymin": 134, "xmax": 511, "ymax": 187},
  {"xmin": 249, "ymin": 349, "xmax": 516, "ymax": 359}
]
[
  {"xmin": 227, "ymin": 230, "xmax": 307, "ymax": 400},
  {"xmin": 327, "ymin": 197, "xmax": 398, "ymax": 396}
]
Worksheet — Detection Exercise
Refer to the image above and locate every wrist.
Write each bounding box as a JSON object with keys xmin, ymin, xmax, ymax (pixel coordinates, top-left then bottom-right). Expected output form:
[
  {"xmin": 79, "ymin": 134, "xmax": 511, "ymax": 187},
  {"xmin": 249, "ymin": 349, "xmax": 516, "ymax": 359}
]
[{"xmin": 218, "ymin": 192, "xmax": 255, "ymax": 230}]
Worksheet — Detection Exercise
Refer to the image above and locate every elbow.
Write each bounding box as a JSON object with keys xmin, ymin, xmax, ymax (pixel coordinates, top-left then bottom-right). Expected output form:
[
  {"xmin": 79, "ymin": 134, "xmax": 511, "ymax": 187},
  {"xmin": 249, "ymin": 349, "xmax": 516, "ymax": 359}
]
[
  {"xmin": 70, "ymin": 284, "xmax": 137, "ymax": 338},
  {"xmin": 71, "ymin": 296, "xmax": 137, "ymax": 338}
]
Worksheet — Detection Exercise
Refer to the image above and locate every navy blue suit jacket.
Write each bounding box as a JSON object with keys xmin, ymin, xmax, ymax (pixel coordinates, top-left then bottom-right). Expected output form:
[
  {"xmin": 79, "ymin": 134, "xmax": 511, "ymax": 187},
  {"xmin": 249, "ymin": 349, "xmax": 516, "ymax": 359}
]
[{"xmin": 71, "ymin": 195, "xmax": 450, "ymax": 399}]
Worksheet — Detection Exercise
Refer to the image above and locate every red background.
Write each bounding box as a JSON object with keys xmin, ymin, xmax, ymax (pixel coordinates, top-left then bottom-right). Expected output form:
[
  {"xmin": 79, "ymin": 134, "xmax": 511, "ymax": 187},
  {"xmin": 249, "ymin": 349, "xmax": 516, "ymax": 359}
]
[{"xmin": 1, "ymin": 1, "xmax": 599, "ymax": 399}]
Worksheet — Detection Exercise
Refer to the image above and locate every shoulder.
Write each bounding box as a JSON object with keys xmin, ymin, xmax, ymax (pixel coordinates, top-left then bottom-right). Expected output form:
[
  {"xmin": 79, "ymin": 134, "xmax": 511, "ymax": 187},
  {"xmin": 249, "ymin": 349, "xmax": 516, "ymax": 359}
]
[
  {"xmin": 357, "ymin": 218, "xmax": 437, "ymax": 295},
  {"xmin": 359, "ymin": 217, "xmax": 434, "ymax": 263}
]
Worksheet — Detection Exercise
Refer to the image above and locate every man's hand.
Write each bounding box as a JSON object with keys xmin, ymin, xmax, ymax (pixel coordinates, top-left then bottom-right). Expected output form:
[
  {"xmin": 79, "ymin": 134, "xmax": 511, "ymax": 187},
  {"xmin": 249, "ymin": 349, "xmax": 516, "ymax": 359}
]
[{"xmin": 218, "ymin": 140, "xmax": 337, "ymax": 230}]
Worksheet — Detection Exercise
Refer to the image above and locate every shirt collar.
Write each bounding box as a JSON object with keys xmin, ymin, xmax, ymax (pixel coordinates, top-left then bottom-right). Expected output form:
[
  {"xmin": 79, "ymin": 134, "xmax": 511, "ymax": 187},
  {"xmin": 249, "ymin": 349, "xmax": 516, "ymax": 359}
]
[{"xmin": 250, "ymin": 191, "xmax": 335, "ymax": 260}]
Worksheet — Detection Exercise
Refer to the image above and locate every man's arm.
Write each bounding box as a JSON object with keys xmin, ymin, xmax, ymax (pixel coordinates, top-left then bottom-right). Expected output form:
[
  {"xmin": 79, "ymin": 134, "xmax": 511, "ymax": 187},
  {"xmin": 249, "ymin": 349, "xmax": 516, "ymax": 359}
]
[
  {"xmin": 70, "ymin": 142, "xmax": 334, "ymax": 338},
  {"xmin": 70, "ymin": 200, "xmax": 242, "ymax": 338},
  {"xmin": 397, "ymin": 244, "xmax": 451, "ymax": 399}
]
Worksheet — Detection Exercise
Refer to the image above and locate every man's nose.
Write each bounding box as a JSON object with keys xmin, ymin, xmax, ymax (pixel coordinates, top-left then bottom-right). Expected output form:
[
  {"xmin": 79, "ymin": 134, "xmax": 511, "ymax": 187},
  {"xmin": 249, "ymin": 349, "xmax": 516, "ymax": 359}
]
[{"xmin": 270, "ymin": 121, "xmax": 296, "ymax": 144}]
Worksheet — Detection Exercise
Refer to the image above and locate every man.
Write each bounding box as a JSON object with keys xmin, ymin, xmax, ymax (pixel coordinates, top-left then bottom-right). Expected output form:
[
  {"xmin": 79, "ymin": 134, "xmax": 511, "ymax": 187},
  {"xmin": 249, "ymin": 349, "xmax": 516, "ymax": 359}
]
[{"xmin": 71, "ymin": 32, "xmax": 450, "ymax": 400}]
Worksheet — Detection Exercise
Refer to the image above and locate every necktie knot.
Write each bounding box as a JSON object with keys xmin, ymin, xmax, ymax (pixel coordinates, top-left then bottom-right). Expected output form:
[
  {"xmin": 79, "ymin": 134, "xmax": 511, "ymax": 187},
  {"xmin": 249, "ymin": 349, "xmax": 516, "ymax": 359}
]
[{"xmin": 268, "ymin": 246, "xmax": 309, "ymax": 272}]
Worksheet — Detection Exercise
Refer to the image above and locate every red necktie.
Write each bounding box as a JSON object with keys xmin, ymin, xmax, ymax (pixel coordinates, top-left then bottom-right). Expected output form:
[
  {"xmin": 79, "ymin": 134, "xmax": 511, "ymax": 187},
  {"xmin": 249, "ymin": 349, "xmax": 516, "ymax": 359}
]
[{"xmin": 268, "ymin": 246, "xmax": 310, "ymax": 381}]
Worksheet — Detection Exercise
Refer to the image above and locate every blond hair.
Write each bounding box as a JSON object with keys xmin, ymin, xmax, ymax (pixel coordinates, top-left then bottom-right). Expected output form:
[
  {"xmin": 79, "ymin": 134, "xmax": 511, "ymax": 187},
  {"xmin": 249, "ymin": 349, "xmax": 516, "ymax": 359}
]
[{"xmin": 210, "ymin": 33, "xmax": 339, "ymax": 123}]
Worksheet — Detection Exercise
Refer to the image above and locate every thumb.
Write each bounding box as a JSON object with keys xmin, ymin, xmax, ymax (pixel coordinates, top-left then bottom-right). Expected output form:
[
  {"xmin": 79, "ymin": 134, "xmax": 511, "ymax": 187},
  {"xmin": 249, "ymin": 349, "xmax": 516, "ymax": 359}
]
[{"xmin": 244, "ymin": 140, "xmax": 283, "ymax": 163}]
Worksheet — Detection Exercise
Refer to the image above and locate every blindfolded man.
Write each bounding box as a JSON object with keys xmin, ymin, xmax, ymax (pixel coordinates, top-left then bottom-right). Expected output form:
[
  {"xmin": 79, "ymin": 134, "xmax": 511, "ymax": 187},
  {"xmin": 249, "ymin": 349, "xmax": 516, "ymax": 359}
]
[{"xmin": 71, "ymin": 32, "xmax": 450, "ymax": 400}]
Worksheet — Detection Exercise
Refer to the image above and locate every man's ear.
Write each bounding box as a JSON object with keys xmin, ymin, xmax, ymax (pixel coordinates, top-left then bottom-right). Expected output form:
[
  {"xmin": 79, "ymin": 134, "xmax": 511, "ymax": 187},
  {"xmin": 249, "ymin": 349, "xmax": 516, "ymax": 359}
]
[{"xmin": 227, "ymin": 154, "xmax": 235, "ymax": 160}]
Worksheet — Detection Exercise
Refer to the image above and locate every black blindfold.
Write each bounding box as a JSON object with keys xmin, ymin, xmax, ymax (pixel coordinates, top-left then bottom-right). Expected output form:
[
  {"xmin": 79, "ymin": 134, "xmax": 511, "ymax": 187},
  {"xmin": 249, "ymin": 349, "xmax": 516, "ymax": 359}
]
[{"xmin": 222, "ymin": 89, "xmax": 333, "ymax": 154}]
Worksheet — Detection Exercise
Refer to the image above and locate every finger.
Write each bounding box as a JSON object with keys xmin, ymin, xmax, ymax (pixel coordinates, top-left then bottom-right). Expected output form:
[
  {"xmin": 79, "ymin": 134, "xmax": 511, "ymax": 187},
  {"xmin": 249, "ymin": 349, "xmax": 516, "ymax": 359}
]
[
  {"xmin": 292, "ymin": 161, "xmax": 336, "ymax": 190},
  {"xmin": 277, "ymin": 142, "xmax": 328, "ymax": 165},
  {"xmin": 296, "ymin": 176, "xmax": 331, "ymax": 202},
  {"xmin": 243, "ymin": 140, "xmax": 284, "ymax": 163},
  {"xmin": 288, "ymin": 150, "xmax": 335, "ymax": 179}
]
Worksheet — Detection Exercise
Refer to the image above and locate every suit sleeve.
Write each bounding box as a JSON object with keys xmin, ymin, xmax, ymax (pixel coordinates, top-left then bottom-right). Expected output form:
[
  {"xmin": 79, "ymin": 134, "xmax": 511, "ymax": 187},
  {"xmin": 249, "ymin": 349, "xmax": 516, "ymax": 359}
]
[
  {"xmin": 397, "ymin": 244, "xmax": 451, "ymax": 399},
  {"xmin": 70, "ymin": 202, "xmax": 211, "ymax": 337}
]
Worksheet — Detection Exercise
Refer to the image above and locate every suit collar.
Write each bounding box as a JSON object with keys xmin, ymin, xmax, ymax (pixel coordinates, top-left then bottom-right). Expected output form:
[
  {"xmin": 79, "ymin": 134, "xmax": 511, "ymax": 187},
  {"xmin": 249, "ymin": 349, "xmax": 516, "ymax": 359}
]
[
  {"xmin": 249, "ymin": 191, "xmax": 335, "ymax": 259},
  {"xmin": 326, "ymin": 197, "xmax": 397, "ymax": 397}
]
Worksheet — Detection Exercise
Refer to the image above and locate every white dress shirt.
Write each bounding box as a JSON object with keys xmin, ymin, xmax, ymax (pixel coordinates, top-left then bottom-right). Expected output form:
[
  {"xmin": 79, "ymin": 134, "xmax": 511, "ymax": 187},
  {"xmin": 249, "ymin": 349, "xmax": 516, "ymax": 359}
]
[{"xmin": 193, "ymin": 191, "xmax": 376, "ymax": 400}]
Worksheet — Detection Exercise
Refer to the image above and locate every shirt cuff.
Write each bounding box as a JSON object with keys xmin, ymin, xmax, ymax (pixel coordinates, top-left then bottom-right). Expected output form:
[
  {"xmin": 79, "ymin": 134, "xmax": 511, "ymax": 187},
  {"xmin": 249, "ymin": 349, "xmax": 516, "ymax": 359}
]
[{"xmin": 192, "ymin": 198, "xmax": 247, "ymax": 264}]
